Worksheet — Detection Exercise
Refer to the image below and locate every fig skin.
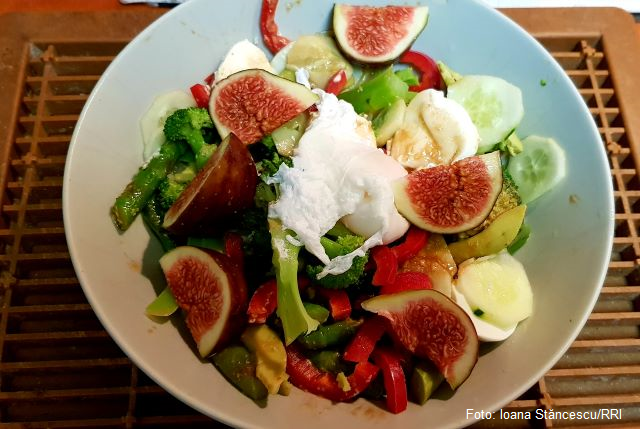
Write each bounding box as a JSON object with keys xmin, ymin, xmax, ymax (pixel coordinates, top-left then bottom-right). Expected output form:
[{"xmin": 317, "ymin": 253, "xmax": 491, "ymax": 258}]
[
  {"xmin": 362, "ymin": 289, "xmax": 479, "ymax": 389},
  {"xmin": 160, "ymin": 246, "xmax": 248, "ymax": 358},
  {"xmin": 163, "ymin": 133, "xmax": 258, "ymax": 236}
]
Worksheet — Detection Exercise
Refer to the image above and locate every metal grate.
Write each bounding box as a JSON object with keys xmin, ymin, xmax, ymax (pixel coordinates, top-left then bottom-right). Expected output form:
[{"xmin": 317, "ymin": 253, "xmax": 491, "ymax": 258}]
[{"xmin": 1, "ymin": 8, "xmax": 639, "ymax": 429}]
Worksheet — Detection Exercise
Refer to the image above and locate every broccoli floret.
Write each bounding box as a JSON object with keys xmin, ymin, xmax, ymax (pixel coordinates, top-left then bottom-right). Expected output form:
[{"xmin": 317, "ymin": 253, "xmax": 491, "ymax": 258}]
[
  {"xmin": 459, "ymin": 169, "xmax": 522, "ymax": 239},
  {"xmin": 305, "ymin": 231, "xmax": 369, "ymax": 290},
  {"xmin": 156, "ymin": 162, "xmax": 197, "ymax": 212},
  {"xmin": 163, "ymin": 107, "xmax": 217, "ymax": 169},
  {"xmin": 251, "ymin": 135, "xmax": 293, "ymax": 179}
]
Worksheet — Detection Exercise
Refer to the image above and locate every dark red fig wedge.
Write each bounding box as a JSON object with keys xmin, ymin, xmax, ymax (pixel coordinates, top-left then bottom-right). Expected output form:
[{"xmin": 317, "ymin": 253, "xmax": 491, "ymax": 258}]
[
  {"xmin": 163, "ymin": 133, "xmax": 257, "ymax": 236},
  {"xmin": 333, "ymin": 4, "xmax": 429, "ymax": 64},
  {"xmin": 160, "ymin": 246, "xmax": 247, "ymax": 358},
  {"xmin": 393, "ymin": 151, "xmax": 503, "ymax": 234},
  {"xmin": 209, "ymin": 69, "xmax": 318, "ymax": 145},
  {"xmin": 361, "ymin": 289, "xmax": 478, "ymax": 389}
]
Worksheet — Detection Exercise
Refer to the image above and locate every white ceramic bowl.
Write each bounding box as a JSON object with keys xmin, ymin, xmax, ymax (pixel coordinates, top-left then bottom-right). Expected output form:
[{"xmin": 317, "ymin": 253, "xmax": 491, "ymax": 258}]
[{"xmin": 63, "ymin": 1, "xmax": 614, "ymax": 428}]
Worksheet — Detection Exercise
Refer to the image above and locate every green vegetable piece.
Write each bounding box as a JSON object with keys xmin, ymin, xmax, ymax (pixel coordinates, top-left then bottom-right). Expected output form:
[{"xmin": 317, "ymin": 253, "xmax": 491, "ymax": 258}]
[
  {"xmin": 410, "ymin": 361, "xmax": 444, "ymax": 405},
  {"xmin": 156, "ymin": 161, "xmax": 197, "ymax": 212},
  {"xmin": 269, "ymin": 219, "xmax": 320, "ymax": 345},
  {"xmin": 303, "ymin": 302, "xmax": 330, "ymax": 324},
  {"xmin": 145, "ymin": 287, "xmax": 179, "ymax": 317},
  {"xmin": 163, "ymin": 107, "xmax": 217, "ymax": 169},
  {"xmin": 141, "ymin": 195, "xmax": 176, "ymax": 252},
  {"xmin": 111, "ymin": 140, "xmax": 185, "ymax": 231},
  {"xmin": 309, "ymin": 350, "xmax": 349, "ymax": 374},
  {"xmin": 507, "ymin": 223, "xmax": 531, "ymax": 255},
  {"xmin": 497, "ymin": 132, "xmax": 524, "ymax": 156},
  {"xmin": 395, "ymin": 68, "xmax": 419, "ymax": 86},
  {"xmin": 305, "ymin": 234, "xmax": 369, "ymax": 289},
  {"xmin": 187, "ymin": 236, "xmax": 225, "ymax": 252},
  {"xmin": 252, "ymin": 135, "xmax": 293, "ymax": 179},
  {"xmin": 339, "ymin": 67, "xmax": 409, "ymax": 115},
  {"xmin": 211, "ymin": 345, "xmax": 268, "ymax": 405},
  {"xmin": 270, "ymin": 113, "xmax": 308, "ymax": 157},
  {"xmin": 297, "ymin": 319, "xmax": 362, "ymax": 350},
  {"xmin": 372, "ymin": 98, "xmax": 406, "ymax": 147},
  {"xmin": 437, "ymin": 60, "xmax": 463, "ymax": 87}
]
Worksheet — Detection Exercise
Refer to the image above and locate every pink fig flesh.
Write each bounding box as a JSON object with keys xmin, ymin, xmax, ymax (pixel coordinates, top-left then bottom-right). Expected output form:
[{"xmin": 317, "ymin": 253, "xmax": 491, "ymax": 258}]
[
  {"xmin": 209, "ymin": 69, "xmax": 318, "ymax": 145},
  {"xmin": 361, "ymin": 289, "xmax": 478, "ymax": 389},
  {"xmin": 163, "ymin": 133, "xmax": 258, "ymax": 236},
  {"xmin": 333, "ymin": 5, "xmax": 429, "ymax": 63},
  {"xmin": 160, "ymin": 246, "xmax": 247, "ymax": 357},
  {"xmin": 393, "ymin": 151, "xmax": 502, "ymax": 234}
]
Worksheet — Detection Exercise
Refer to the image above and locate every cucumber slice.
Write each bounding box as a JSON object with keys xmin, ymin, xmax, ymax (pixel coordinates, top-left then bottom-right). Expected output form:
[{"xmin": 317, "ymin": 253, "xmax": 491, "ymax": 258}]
[
  {"xmin": 447, "ymin": 75, "xmax": 524, "ymax": 152},
  {"xmin": 507, "ymin": 135, "xmax": 567, "ymax": 204},
  {"xmin": 372, "ymin": 98, "xmax": 406, "ymax": 147},
  {"xmin": 140, "ymin": 90, "xmax": 196, "ymax": 161},
  {"xmin": 455, "ymin": 252, "xmax": 533, "ymax": 330}
]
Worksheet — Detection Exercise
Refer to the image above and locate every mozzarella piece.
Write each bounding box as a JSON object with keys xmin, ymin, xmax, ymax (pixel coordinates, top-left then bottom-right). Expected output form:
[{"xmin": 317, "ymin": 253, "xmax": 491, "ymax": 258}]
[
  {"xmin": 452, "ymin": 286, "xmax": 516, "ymax": 342},
  {"xmin": 268, "ymin": 90, "xmax": 409, "ymax": 277},
  {"xmin": 215, "ymin": 40, "xmax": 275, "ymax": 81},
  {"xmin": 388, "ymin": 89, "xmax": 479, "ymax": 169}
]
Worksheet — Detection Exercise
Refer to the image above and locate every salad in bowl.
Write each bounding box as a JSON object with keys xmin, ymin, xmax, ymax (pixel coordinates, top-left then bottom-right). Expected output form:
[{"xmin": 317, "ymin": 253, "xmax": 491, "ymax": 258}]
[
  {"xmin": 110, "ymin": 0, "xmax": 563, "ymax": 413},
  {"xmin": 63, "ymin": 0, "xmax": 612, "ymax": 427}
]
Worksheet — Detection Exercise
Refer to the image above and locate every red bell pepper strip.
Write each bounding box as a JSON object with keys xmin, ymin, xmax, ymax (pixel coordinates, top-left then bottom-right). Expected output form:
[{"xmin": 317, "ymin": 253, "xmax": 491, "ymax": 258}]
[
  {"xmin": 316, "ymin": 288, "xmax": 351, "ymax": 321},
  {"xmin": 391, "ymin": 227, "xmax": 429, "ymax": 265},
  {"xmin": 324, "ymin": 69, "xmax": 348, "ymax": 95},
  {"xmin": 371, "ymin": 246, "xmax": 398, "ymax": 287},
  {"xmin": 247, "ymin": 277, "xmax": 310, "ymax": 324},
  {"xmin": 380, "ymin": 272, "xmax": 432, "ymax": 295},
  {"xmin": 371, "ymin": 347, "xmax": 408, "ymax": 414},
  {"xmin": 204, "ymin": 73, "xmax": 215, "ymax": 87},
  {"xmin": 343, "ymin": 316, "xmax": 387, "ymax": 363},
  {"xmin": 260, "ymin": 0, "xmax": 291, "ymax": 55},
  {"xmin": 286, "ymin": 344, "xmax": 379, "ymax": 402},
  {"xmin": 399, "ymin": 50, "xmax": 443, "ymax": 92},
  {"xmin": 189, "ymin": 83, "xmax": 210, "ymax": 109}
]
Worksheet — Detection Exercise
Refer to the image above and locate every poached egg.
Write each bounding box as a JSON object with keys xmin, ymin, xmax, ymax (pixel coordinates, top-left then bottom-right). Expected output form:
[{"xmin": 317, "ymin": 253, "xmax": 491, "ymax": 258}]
[{"xmin": 268, "ymin": 90, "xmax": 409, "ymax": 277}]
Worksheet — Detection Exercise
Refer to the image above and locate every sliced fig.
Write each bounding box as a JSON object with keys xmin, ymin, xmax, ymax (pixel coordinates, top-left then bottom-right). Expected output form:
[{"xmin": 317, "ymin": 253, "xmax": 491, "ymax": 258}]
[
  {"xmin": 361, "ymin": 289, "xmax": 478, "ymax": 389},
  {"xmin": 160, "ymin": 246, "xmax": 248, "ymax": 357},
  {"xmin": 209, "ymin": 69, "xmax": 318, "ymax": 145},
  {"xmin": 163, "ymin": 133, "xmax": 257, "ymax": 236},
  {"xmin": 333, "ymin": 4, "xmax": 429, "ymax": 64},
  {"xmin": 393, "ymin": 151, "xmax": 502, "ymax": 234}
]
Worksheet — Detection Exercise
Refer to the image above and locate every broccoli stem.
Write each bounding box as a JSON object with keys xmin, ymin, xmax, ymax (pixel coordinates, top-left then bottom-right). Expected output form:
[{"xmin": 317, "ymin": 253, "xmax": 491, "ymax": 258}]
[
  {"xmin": 111, "ymin": 140, "xmax": 185, "ymax": 232},
  {"xmin": 268, "ymin": 219, "xmax": 320, "ymax": 344}
]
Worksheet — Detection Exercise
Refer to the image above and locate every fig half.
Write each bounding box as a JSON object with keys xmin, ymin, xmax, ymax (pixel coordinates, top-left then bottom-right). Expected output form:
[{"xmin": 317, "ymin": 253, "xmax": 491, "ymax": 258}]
[
  {"xmin": 393, "ymin": 151, "xmax": 503, "ymax": 234},
  {"xmin": 209, "ymin": 69, "xmax": 318, "ymax": 145},
  {"xmin": 333, "ymin": 4, "xmax": 429, "ymax": 64},
  {"xmin": 160, "ymin": 246, "xmax": 247, "ymax": 357},
  {"xmin": 362, "ymin": 289, "xmax": 478, "ymax": 389}
]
